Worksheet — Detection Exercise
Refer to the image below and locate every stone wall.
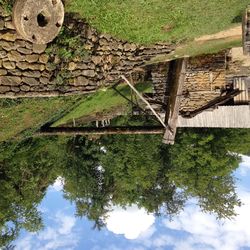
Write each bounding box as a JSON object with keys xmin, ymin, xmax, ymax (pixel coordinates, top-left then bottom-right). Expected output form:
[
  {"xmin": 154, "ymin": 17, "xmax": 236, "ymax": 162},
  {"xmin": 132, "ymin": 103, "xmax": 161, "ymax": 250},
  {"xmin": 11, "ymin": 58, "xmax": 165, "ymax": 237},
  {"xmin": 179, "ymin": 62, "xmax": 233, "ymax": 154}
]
[
  {"xmin": 180, "ymin": 53, "xmax": 227, "ymax": 112},
  {"xmin": 0, "ymin": 8, "xmax": 174, "ymax": 98},
  {"xmin": 146, "ymin": 53, "xmax": 228, "ymax": 113}
]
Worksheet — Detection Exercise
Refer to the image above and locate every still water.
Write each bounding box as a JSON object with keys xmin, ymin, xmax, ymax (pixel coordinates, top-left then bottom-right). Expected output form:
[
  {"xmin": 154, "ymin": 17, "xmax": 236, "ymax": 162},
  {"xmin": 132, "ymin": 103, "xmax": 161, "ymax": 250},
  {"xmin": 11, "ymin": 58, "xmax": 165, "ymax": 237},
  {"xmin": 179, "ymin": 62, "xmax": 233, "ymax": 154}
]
[{"xmin": 0, "ymin": 130, "xmax": 250, "ymax": 250}]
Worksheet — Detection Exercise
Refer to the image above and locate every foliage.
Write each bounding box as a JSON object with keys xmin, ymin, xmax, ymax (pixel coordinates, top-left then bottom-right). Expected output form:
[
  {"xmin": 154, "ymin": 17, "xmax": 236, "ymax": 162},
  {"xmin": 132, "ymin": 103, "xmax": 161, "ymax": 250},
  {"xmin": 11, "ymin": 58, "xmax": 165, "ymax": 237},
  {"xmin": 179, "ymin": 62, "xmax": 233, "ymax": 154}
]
[
  {"xmin": 0, "ymin": 137, "xmax": 65, "ymax": 247},
  {"xmin": 66, "ymin": 0, "xmax": 247, "ymax": 44},
  {"xmin": 164, "ymin": 129, "xmax": 242, "ymax": 219},
  {"xmin": 45, "ymin": 26, "xmax": 89, "ymax": 62},
  {"xmin": 0, "ymin": 128, "xmax": 249, "ymax": 246},
  {"xmin": 0, "ymin": 0, "xmax": 14, "ymax": 14}
]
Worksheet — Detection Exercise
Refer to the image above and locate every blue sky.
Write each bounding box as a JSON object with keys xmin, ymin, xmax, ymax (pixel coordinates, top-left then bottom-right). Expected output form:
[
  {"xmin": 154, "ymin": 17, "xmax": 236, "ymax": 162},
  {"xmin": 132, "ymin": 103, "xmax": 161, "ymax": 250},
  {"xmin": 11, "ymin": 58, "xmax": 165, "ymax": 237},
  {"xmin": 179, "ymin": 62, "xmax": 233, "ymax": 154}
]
[{"xmin": 14, "ymin": 155, "xmax": 250, "ymax": 250}]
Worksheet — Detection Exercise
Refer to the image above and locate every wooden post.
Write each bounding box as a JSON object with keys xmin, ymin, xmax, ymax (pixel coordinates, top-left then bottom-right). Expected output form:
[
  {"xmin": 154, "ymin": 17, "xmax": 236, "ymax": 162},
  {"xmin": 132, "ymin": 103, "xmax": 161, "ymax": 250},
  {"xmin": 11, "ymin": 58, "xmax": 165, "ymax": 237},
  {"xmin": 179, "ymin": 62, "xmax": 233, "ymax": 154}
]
[
  {"xmin": 38, "ymin": 126, "xmax": 165, "ymax": 136},
  {"xmin": 163, "ymin": 58, "xmax": 187, "ymax": 144},
  {"xmin": 121, "ymin": 75, "xmax": 167, "ymax": 128}
]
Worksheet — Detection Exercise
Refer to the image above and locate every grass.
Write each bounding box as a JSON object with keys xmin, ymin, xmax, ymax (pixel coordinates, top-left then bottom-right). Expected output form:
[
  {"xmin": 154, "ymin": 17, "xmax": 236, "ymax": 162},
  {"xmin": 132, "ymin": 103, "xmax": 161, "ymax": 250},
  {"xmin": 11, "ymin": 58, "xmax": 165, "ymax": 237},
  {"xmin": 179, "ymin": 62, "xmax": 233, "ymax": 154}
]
[
  {"xmin": 66, "ymin": 0, "xmax": 247, "ymax": 44},
  {"xmin": 0, "ymin": 97, "xmax": 79, "ymax": 142},
  {"xmin": 53, "ymin": 82, "xmax": 152, "ymax": 127},
  {"xmin": 149, "ymin": 37, "xmax": 242, "ymax": 64}
]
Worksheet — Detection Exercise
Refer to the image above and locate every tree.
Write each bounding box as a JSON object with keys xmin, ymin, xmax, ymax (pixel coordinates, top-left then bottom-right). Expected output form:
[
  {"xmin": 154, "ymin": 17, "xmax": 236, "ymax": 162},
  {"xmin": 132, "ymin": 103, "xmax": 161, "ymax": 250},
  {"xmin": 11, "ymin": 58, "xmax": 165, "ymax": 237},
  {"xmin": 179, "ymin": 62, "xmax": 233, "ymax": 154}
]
[
  {"xmin": 164, "ymin": 128, "xmax": 242, "ymax": 219},
  {"xmin": 0, "ymin": 137, "xmax": 64, "ymax": 247}
]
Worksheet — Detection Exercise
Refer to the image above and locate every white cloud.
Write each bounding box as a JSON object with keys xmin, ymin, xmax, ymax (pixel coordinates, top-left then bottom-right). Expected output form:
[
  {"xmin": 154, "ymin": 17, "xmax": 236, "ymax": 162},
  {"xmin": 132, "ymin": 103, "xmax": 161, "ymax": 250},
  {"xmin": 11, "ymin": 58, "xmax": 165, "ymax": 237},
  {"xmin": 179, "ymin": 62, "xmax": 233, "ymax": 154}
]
[
  {"xmin": 16, "ymin": 212, "xmax": 79, "ymax": 250},
  {"xmin": 238, "ymin": 155, "xmax": 250, "ymax": 176},
  {"xmin": 50, "ymin": 177, "xmax": 65, "ymax": 192},
  {"xmin": 106, "ymin": 205, "xmax": 155, "ymax": 240},
  {"xmin": 158, "ymin": 190, "xmax": 250, "ymax": 250}
]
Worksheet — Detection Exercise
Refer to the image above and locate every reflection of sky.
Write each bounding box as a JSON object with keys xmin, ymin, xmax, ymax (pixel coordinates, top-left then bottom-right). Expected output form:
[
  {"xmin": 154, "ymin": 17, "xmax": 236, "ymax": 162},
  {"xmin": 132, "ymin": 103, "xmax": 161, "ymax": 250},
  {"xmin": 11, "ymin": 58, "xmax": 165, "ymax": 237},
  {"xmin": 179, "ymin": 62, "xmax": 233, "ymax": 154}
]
[{"xmin": 15, "ymin": 156, "xmax": 250, "ymax": 250}]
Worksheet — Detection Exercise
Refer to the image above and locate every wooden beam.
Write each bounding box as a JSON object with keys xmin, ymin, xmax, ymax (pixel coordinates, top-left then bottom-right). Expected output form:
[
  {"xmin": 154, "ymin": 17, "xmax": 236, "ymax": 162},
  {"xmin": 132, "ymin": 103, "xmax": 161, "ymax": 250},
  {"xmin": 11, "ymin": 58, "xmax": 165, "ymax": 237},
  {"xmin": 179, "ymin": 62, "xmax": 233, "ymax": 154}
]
[
  {"xmin": 121, "ymin": 75, "xmax": 167, "ymax": 128},
  {"xmin": 38, "ymin": 126, "xmax": 165, "ymax": 136},
  {"xmin": 162, "ymin": 58, "xmax": 187, "ymax": 145}
]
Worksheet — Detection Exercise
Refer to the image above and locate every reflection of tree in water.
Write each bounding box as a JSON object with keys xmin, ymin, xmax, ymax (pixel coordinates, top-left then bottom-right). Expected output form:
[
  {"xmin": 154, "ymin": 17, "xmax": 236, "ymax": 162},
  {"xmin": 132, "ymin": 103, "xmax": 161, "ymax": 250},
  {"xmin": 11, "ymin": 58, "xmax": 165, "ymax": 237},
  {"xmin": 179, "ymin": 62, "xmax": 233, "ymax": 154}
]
[{"xmin": 0, "ymin": 129, "xmax": 249, "ymax": 246}]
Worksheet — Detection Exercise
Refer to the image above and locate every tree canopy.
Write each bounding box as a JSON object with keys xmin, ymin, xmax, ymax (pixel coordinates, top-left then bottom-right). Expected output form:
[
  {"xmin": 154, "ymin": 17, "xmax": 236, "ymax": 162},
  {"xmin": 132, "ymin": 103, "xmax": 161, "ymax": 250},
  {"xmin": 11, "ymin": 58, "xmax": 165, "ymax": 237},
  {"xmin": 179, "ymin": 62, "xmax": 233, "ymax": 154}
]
[{"xmin": 0, "ymin": 128, "xmax": 249, "ymax": 246}]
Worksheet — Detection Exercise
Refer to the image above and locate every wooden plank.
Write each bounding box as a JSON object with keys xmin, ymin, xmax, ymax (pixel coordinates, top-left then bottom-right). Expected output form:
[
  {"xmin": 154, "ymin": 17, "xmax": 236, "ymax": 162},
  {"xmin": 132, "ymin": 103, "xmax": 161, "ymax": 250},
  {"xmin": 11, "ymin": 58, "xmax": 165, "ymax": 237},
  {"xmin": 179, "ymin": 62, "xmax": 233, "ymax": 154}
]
[
  {"xmin": 38, "ymin": 126, "xmax": 165, "ymax": 136},
  {"xmin": 162, "ymin": 58, "xmax": 187, "ymax": 144},
  {"xmin": 121, "ymin": 75, "xmax": 167, "ymax": 128}
]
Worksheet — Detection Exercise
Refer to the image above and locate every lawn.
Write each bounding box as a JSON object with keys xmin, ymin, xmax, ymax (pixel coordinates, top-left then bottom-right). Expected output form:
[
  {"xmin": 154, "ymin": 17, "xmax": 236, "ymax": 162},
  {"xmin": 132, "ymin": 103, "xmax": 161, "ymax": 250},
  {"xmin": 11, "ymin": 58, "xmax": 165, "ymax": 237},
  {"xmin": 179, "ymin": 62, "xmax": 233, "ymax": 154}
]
[
  {"xmin": 53, "ymin": 82, "xmax": 152, "ymax": 127},
  {"xmin": 66, "ymin": 0, "xmax": 248, "ymax": 44},
  {"xmin": 0, "ymin": 97, "xmax": 79, "ymax": 142}
]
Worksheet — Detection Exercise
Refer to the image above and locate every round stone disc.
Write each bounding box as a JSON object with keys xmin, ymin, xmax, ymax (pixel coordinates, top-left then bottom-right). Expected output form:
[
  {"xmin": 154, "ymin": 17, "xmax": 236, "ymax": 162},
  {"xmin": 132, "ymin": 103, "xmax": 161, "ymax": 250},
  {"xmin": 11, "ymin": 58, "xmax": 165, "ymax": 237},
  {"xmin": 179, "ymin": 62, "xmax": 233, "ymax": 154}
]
[{"xmin": 13, "ymin": 0, "xmax": 64, "ymax": 44}]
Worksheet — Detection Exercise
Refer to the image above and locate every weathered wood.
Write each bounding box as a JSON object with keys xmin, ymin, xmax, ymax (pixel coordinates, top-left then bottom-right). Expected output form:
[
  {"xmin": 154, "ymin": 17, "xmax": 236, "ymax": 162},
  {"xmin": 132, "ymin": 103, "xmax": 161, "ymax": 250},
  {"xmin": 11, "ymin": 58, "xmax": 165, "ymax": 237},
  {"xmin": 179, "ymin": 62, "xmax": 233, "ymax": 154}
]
[
  {"xmin": 178, "ymin": 105, "xmax": 250, "ymax": 128},
  {"xmin": 163, "ymin": 58, "xmax": 187, "ymax": 145},
  {"xmin": 121, "ymin": 75, "xmax": 167, "ymax": 128},
  {"xmin": 180, "ymin": 88, "xmax": 242, "ymax": 118},
  {"xmin": 38, "ymin": 126, "xmax": 165, "ymax": 136}
]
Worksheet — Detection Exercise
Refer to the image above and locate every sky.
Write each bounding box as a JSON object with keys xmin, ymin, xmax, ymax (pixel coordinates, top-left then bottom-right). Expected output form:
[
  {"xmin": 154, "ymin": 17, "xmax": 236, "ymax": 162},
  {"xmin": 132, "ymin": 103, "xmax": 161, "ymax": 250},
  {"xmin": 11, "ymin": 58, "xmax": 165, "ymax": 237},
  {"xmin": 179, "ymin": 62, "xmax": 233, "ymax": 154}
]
[{"xmin": 14, "ymin": 155, "xmax": 250, "ymax": 250}]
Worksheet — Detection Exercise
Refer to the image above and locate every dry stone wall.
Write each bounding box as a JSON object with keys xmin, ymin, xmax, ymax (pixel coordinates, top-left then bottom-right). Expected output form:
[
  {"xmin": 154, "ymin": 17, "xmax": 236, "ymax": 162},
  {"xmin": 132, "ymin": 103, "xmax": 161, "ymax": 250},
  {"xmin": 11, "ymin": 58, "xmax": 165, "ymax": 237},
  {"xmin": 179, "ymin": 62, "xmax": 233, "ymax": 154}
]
[{"xmin": 0, "ymin": 8, "xmax": 174, "ymax": 98}]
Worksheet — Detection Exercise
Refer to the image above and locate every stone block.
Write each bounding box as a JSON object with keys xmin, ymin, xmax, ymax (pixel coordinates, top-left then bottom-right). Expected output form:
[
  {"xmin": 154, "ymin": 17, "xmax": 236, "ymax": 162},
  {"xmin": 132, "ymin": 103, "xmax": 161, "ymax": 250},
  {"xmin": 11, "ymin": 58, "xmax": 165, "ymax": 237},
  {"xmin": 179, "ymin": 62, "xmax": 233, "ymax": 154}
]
[
  {"xmin": 3, "ymin": 61, "xmax": 15, "ymax": 70},
  {"xmin": 25, "ymin": 54, "xmax": 39, "ymax": 63},
  {"xmin": 0, "ymin": 76, "xmax": 21, "ymax": 86},
  {"xmin": 0, "ymin": 85, "xmax": 10, "ymax": 92},
  {"xmin": 17, "ymin": 47, "xmax": 33, "ymax": 55},
  {"xmin": 22, "ymin": 77, "xmax": 39, "ymax": 86},
  {"xmin": 8, "ymin": 51, "xmax": 24, "ymax": 62},
  {"xmin": 22, "ymin": 70, "xmax": 41, "ymax": 78}
]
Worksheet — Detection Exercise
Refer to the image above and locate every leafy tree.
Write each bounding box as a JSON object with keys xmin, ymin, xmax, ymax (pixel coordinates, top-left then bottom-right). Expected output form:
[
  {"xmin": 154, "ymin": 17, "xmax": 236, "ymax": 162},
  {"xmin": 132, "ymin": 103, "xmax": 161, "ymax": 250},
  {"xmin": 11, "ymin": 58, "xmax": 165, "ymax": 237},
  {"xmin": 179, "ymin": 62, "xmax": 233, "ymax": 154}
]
[
  {"xmin": 164, "ymin": 129, "xmax": 242, "ymax": 219},
  {"xmin": 0, "ymin": 137, "xmax": 65, "ymax": 247}
]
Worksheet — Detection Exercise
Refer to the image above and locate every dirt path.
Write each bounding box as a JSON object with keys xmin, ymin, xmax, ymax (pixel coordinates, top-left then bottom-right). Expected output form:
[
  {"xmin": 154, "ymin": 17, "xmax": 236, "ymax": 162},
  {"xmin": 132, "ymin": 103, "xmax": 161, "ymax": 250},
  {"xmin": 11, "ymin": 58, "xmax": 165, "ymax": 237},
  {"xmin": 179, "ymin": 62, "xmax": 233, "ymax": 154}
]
[{"xmin": 195, "ymin": 25, "xmax": 242, "ymax": 42}]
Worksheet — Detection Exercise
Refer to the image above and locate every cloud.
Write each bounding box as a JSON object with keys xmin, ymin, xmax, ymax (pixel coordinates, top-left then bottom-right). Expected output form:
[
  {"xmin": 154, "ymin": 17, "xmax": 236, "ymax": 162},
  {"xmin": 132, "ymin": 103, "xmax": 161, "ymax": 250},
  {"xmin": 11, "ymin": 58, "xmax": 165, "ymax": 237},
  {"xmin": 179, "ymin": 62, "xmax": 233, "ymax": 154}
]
[
  {"xmin": 158, "ymin": 190, "xmax": 250, "ymax": 250},
  {"xmin": 106, "ymin": 205, "xmax": 155, "ymax": 240},
  {"xmin": 16, "ymin": 212, "xmax": 79, "ymax": 250},
  {"xmin": 238, "ymin": 155, "xmax": 250, "ymax": 176},
  {"xmin": 50, "ymin": 177, "xmax": 65, "ymax": 192}
]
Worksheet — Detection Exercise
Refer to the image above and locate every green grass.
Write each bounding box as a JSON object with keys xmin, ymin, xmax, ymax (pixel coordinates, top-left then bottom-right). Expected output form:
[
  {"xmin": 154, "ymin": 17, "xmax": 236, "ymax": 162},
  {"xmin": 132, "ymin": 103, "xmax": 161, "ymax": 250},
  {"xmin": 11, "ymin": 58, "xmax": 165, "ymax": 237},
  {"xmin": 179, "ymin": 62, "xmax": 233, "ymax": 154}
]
[
  {"xmin": 149, "ymin": 37, "xmax": 242, "ymax": 64},
  {"xmin": 0, "ymin": 97, "xmax": 79, "ymax": 142},
  {"xmin": 53, "ymin": 83, "xmax": 152, "ymax": 126},
  {"xmin": 66, "ymin": 0, "xmax": 247, "ymax": 44}
]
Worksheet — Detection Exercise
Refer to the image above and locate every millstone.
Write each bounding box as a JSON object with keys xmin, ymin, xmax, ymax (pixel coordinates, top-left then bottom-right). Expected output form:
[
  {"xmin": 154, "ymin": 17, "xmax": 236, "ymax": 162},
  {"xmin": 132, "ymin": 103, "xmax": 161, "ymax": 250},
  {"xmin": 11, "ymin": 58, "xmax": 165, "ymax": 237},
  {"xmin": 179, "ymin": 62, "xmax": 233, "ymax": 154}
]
[{"xmin": 12, "ymin": 0, "xmax": 64, "ymax": 44}]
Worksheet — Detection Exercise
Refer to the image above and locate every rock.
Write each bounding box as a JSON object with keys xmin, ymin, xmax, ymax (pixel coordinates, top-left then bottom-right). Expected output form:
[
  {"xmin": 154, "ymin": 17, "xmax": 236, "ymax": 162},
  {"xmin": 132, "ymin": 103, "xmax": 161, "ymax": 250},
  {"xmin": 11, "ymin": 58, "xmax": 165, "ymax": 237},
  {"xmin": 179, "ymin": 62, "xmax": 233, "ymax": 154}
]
[
  {"xmin": 5, "ymin": 21, "xmax": 15, "ymax": 30},
  {"xmin": 74, "ymin": 76, "xmax": 89, "ymax": 86},
  {"xmin": 82, "ymin": 69, "xmax": 95, "ymax": 77},
  {"xmin": 40, "ymin": 77, "xmax": 49, "ymax": 84},
  {"xmin": 76, "ymin": 63, "xmax": 88, "ymax": 70},
  {"xmin": 0, "ymin": 85, "xmax": 11, "ymax": 93},
  {"xmin": 39, "ymin": 54, "xmax": 49, "ymax": 64},
  {"xmin": 0, "ymin": 69, "xmax": 7, "ymax": 76},
  {"xmin": 17, "ymin": 47, "xmax": 33, "ymax": 55},
  {"xmin": 22, "ymin": 77, "xmax": 39, "ymax": 86},
  {"xmin": 22, "ymin": 71, "xmax": 41, "ymax": 78},
  {"xmin": 32, "ymin": 44, "xmax": 47, "ymax": 54},
  {"xmin": 20, "ymin": 84, "xmax": 30, "ymax": 91},
  {"xmin": 8, "ymin": 51, "xmax": 24, "ymax": 62},
  {"xmin": 28, "ymin": 63, "xmax": 45, "ymax": 71},
  {"xmin": 92, "ymin": 56, "xmax": 102, "ymax": 65},
  {"xmin": 0, "ymin": 19, "xmax": 4, "ymax": 30},
  {"xmin": 11, "ymin": 86, "xmax": 20, "ymax": 92},
  {"xmin": 0, "ymin": 76, "xmax": 22, "ymax": 86},
  {"xmin": 0, "ymin": 50, "xmax": 7, "ymax": 59},
  {"xmin": 68, "ymin": 62, "xmax": 77, "ymax": 71},
  {"xmin": 0, "ymin": 32, "xmax": 17, "ymax": 42},
  {"xmin": 15, "ymin": 40, "xmax": 27, "ymax": 48},
  {"xmin": 26, "ymin": 54, "xmax": 39, "ymax": 63},
  {"xmin": 8, "ymin": 69, "xmax": 22, "ymax": 76},
  {"xmin": 3, "ymin": 61, "xmax": 15, "ymax": 70},
  {"xmin": 16, "ymin": 62, "xmax": 29, "ymax": 70},
  {"xmin": 1, "ymin": 41, "xmax": 17, "ymax": 51}
]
